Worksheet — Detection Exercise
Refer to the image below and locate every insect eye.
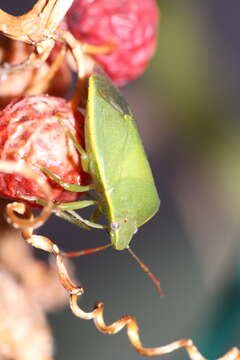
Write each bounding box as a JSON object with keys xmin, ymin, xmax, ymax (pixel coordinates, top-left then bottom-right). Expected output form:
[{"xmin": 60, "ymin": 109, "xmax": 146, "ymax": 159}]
[{"xmin": 111, "ymin": 222, "xmax": 120, "ymax": 231}]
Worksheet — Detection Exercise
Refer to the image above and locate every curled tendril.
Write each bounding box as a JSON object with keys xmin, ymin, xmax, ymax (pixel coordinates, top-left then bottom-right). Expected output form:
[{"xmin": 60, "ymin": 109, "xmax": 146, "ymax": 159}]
[
  {"xmin": 68, "ymin": 294, "xmax": 240, "ymax": 360},
  {"xmin": 26, "ymin": 226, "xmax": 240, "ymax": 360},
  {"xmin": 0, "ymin": 160, "xmax": 53, "ymax": 229},
  {"xmin": 1, "ymin": 160, "xmax": 240, "ymax": 360}
]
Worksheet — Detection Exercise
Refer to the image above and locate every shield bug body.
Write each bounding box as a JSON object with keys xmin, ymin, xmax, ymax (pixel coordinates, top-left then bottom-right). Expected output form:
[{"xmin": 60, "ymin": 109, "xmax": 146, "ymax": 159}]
[
  {"xmin": 37, "ymin": 67, "xmax": 161, "ymax": 292},
  {"xmin": 42, "ymin": 67, "xmax": 160, "ymax": 251},
  {"xmin": 85, "ymin": 68, "xmax": 160, "ymax": 250}
]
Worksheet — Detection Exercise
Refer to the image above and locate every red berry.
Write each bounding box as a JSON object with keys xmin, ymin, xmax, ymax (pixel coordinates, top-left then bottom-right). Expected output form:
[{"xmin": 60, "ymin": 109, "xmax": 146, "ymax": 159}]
[
  {"xmin": 66, "ymin": 0, "xmax": 159, "ymax": 86},
  {"xmin": 0, "ymin": 95, "xmax": 89, "ymax": 204}
]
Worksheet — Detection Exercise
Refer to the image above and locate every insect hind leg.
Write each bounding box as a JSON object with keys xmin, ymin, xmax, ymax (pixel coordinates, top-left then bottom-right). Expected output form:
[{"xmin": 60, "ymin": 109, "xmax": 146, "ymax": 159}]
[{"xmin": 63, "ymin": 243, "xmax": 111, "ymax": 258}]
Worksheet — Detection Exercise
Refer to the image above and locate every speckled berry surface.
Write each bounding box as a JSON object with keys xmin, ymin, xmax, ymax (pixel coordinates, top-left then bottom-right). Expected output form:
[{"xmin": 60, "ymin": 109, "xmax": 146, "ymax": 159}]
[
  {"xmin": 0, "ymin": 95, "xmax": 89, "ymax": 204},
  {"xmin": 66, "ymin": 0, "xmax": 159, "ymax": 86}
]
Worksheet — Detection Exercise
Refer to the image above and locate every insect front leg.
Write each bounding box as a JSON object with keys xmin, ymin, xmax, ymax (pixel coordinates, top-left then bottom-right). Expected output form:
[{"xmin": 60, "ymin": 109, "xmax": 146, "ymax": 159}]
[
  {"xmin": 19, "ymin": 194, "xmax": 100, "ymax": 230},
  {"xmin": 56, "ymin": 116, "xmax": 90, "ymax": 173},
  {"xmin": 21, "ymin": 189, "xmax": 105, "ymax": 231}
]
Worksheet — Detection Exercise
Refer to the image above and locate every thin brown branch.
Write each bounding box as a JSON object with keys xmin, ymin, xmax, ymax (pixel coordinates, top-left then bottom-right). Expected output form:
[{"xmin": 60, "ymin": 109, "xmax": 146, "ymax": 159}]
[
  {"xmin": 26, "ymin": 43, "xmax": 67, "ymax": 95},
  {"xmin": 0, "ymin": 0, "xmax": 73, "ymax": 43},
  {"xmin": 0, "ymin": 0, "xmax": 48, "ymax": 42},
  {"xmin": 0, "ymin": 0, "xmax": 74, "ymax": 94}
]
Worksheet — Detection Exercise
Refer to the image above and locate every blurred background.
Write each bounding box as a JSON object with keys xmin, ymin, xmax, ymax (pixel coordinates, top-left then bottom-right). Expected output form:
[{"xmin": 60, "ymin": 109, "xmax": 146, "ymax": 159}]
[{"xmin": 1, "ymin": 0, "xmax": 240, "ymax": 359}]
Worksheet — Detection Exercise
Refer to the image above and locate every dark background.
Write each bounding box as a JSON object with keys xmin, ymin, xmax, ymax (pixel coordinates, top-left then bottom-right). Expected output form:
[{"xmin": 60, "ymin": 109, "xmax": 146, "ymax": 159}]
[{"xmin": 1, "ymin": 1, "xmax": 240, "ymax": 359}]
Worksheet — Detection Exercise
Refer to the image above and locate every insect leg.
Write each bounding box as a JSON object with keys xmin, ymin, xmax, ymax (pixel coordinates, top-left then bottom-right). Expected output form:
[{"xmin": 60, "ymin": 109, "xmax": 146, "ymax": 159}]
[
  {"xmin": 18, "ymin": 196, "xmax": 96, "ymax": 213},
  {"xmin": 53, "ymin": 200, "xmax": 97, "ymax": 230},
  {"xmin": 55, "ymin": 200, "xmax": 96, "ymax": 211},
  {"xmin": 61, "ymin": 209, "xmax": 105, "ymax": 229},
  {"xmin": 17, "ymin": 194, "xmax": 48, "ymax": 207},
  {"xmin": 90, "ymin": 207, "xmax": 101, "ymax": 223},
  {"xmin": 39, "ymin": 166, "xmax": 92, "ymax": 192},
  {"xmin": 55, "ymin": 207, "xmax": 101, "ymax": 230},
  {"xmin": 57, "ymin": 117, "xmax": 89, "ymax": 173},
  {"xmin": 18, "ymin": 193, "xmax": 99, "ymax": 230},
  {"xmin": 63, "ymin": 243, "xmax": 111, "ymax": 258}
]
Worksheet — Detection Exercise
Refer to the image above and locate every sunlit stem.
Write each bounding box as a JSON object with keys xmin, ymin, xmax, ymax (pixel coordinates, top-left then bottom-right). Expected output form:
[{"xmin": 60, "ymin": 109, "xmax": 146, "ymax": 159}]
[
  {"xmin": 127, "ymin": 247, "xmax": 164, "ymax": 297},
  {"xmin": 61, "ymin": 31, "xmax": 86, "ymax": 110},
  {"xmin": 45, "ymin": 0, "xmax": 74, "ymax": 33},
  {"xmin": 82, "ymin": 42, "xmax": 115, "ymax": 55}
]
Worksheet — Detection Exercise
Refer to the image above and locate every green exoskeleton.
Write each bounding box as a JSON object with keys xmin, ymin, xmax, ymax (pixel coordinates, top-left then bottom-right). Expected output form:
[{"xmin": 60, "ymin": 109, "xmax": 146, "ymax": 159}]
[
  {"xmin": 32, "ymin": 67, "xmax": 161, "ymax": 292},
  {"xmin": 85, "ymin": 68, "xmax": 160, "ymax": 250}
]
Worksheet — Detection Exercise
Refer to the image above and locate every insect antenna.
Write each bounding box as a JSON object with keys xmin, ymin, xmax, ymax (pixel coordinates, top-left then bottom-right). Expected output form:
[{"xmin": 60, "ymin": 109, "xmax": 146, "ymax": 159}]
[{"xmin": 127, "ymin": 247, "xmax": 164, "ymax": 296}]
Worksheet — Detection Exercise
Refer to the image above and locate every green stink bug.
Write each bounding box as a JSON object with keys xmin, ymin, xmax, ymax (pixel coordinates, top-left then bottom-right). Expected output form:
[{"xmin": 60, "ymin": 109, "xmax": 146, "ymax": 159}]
[
  {"xmin": 85, "ymin": 68, "xmax": 160, "ymax": 250},
  {"xmin": 41, "ymin": 67, "xmax": 160, "ymax": 249},
  {"xmin": 35, "ymin": 67, "xmax": 161, "ymax": 292}
]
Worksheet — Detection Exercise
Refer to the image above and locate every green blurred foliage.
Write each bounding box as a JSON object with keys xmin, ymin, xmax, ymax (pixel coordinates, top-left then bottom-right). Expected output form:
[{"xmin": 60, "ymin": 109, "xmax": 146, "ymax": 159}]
[{"xmin": 147, "ymin": 0, "xmax": 240, "ymax": 212}]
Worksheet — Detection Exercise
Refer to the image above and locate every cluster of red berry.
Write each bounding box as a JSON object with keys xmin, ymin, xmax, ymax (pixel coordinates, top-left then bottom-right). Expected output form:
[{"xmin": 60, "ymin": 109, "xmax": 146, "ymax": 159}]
[
  {"xmin": 67, "ymin": 0, "xmax": 159, "ymax": 86},
  {"xmin": 0, "ymin": 0, "xmax": 159, "ymax": 204}
]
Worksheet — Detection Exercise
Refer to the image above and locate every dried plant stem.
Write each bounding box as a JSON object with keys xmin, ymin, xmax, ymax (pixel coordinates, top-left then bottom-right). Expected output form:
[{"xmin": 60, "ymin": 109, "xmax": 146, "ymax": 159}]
[
  {"xmin": 0, "ymin": 0, "xmax": 73, "ymax": 43},
  {"xmin": 61, "ymin": 30, "xmax": 87, "ymax": 109},
  {"xmin": 70, "ymin": 293, "xmax": 205, "ymax": 358},
  {"xmin": 26, "ymin": 44, "xmax": 67, "ymax": 95},
  {"xmin": 0, "ymin": 0, "xmax": 111, "ymax": 99},
  {"xmin": 0, "ymin": 0, "xmax": 48, "ymax": 42},
  {"xmin": 0, "ymin": 0, "xmax": 73, "ymax": 84},
  {"xmin": 82, "ymin": 42, "xmax": 115, "ymax": 55},
  {"xmin": 0, "ymin": 45, "xmax": 52, "ymax": 80}
]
